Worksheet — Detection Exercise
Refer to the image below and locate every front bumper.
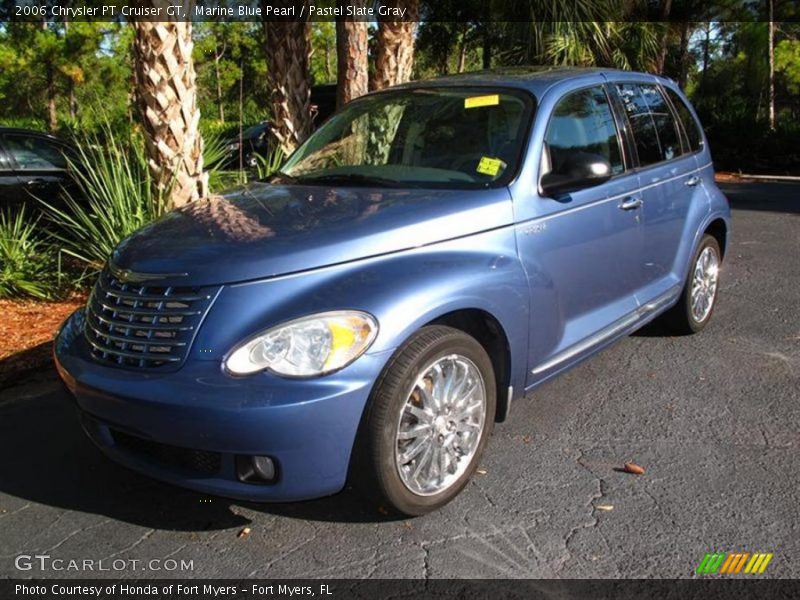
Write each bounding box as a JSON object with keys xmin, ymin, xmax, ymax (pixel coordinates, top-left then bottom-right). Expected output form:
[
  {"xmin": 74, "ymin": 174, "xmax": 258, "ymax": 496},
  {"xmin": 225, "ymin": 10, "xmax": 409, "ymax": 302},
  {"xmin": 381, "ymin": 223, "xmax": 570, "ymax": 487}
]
[{"xmin": 54, "ymin": 309, "xmax": 393, "ymax": 502}]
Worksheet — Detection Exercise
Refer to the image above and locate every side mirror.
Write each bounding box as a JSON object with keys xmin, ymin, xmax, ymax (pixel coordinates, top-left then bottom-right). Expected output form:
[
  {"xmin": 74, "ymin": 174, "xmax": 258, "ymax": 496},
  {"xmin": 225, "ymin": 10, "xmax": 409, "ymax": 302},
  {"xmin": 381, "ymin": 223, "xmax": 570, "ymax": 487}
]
[{"xmin": 540, "ymin": 152, "xmax": 613, "ymax": 198}]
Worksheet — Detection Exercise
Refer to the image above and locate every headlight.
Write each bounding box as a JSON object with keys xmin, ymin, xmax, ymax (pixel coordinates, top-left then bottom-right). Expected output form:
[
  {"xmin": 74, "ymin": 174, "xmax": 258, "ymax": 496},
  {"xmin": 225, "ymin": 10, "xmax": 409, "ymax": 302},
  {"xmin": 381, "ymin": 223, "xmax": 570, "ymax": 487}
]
[
  {"xmin": 227, "ymin": 142, "xmax": 240, "ymax": 151},
  {"xmin": 224, "ymin": 311, "xmax": 378, "ymax": 377}
]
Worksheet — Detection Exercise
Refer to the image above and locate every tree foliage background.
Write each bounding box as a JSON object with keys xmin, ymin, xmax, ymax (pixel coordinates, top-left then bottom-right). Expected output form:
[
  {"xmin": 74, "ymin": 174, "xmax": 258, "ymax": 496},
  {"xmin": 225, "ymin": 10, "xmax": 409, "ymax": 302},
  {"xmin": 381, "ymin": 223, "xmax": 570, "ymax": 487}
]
[{"xmin": 0, "ymin": 0, "xmax": 798, "ymax": 173}]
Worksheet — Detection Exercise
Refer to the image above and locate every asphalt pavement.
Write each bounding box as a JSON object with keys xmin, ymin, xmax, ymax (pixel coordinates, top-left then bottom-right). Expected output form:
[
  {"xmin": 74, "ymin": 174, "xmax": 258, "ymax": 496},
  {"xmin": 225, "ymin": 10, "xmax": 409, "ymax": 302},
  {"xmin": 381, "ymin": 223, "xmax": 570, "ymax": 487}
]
[{"xmin": 0, "ymin": 181, "xmax": 798, "ymax": 579}]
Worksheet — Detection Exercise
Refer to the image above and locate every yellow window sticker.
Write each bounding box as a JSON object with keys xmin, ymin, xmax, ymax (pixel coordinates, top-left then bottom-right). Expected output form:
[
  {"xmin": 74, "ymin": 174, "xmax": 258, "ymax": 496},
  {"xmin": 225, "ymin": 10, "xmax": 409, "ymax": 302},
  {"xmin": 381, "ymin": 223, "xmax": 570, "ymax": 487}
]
[
  {"xmin": 476, "ymin": 156, "xmax": 505, "ymax": 177},
  {"xmin": 464, "ymin": 94, "xmax": 500, "ymax": 109}
]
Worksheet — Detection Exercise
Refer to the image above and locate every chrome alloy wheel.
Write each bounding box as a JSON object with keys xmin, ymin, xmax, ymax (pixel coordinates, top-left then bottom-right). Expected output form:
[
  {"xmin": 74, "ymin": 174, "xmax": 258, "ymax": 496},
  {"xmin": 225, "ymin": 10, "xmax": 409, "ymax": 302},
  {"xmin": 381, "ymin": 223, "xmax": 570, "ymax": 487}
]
[
  {"xmin": 691, "ymin": 246, "xmax": 720, "ymax": 323},
  {"xmin": 394, "ymin": 354, "xmax": 487, "ymax": 496}
]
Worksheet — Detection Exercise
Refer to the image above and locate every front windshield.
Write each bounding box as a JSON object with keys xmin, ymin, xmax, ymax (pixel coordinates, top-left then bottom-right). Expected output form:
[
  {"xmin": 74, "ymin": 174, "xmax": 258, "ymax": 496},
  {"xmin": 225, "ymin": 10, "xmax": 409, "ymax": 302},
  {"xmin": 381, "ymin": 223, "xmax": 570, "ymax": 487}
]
[{"xmin": 280, "ymin": 87, "xmax": 533, "ymax": 189}]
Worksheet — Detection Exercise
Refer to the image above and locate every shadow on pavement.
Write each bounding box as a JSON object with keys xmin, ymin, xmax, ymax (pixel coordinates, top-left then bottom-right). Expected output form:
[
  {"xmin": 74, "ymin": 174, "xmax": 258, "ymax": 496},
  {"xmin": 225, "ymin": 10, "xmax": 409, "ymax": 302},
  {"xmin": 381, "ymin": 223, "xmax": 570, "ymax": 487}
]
[
  {"xmin": 0, "ymin": 342, "xmax": 53, "ymax": 389},
  {"xmin": 0, "ymin": 377, "xmax": 397, "ymax": 529}
]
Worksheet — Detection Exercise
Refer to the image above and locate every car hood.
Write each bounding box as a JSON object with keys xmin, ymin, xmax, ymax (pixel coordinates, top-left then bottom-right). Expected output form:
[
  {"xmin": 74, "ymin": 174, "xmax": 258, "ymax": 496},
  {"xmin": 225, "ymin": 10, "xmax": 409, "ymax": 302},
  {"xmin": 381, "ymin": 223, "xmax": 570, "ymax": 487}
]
[{"xmin": 110, "ymin": 183, "xmax": 513, "ymax": 286}]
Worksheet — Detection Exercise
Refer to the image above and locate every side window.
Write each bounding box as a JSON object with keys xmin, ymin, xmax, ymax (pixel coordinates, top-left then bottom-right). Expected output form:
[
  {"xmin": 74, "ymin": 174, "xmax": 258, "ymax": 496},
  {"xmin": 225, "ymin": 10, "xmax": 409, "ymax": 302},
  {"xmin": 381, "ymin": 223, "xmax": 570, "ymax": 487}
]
[
  {"xmin": 615, "ymin": 83, "xmax": 682, "ymax": 166},
  {"xmin": 2, "ymin": 135, "xmax": 68, "ymax": 170},
  {"xmin": 543, "ymin": 86, "xmax": 624, "ymax": 177},
  {"xmin": 664, "ymin": 88, "xmax": 703, "ymax": 152}
]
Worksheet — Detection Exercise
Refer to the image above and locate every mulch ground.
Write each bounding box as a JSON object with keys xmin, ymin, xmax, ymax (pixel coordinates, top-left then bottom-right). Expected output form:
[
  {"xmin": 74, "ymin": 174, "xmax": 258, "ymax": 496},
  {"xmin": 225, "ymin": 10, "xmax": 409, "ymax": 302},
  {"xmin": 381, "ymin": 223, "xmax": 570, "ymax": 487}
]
[
  {"xmin": 715, "ymin": 172, "xmax": 751, "ymax": 183},
  {"xmin": 0, "ymin": 294, "xmax": 87, "ymax": 389}
]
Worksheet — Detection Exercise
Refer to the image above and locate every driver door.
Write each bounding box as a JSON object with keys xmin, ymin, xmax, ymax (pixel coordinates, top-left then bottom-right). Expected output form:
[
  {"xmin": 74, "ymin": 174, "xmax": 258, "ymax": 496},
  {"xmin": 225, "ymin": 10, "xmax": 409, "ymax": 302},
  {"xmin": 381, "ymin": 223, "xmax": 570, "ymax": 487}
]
[{"xmin": 514, "ymin": 84, "xmax": 644, "ymax": 382}]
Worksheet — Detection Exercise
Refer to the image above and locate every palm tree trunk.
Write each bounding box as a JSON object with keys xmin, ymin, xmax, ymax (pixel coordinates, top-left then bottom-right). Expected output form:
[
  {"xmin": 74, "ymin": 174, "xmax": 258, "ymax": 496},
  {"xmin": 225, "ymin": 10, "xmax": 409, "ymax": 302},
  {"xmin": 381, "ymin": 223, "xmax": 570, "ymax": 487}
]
[
  {"xmin": 335, "ymin": 1, "xmax": 368, "ymax": 109},
  {"xmin": 457, "ymin": 24, "xmax": 469, "ymax": 73},
  {"xmin": 656, "ymin": 0, "xmax": 673, "ymax": 74},
  {"xmin": 677, "ymin": 21, "xmax": 691, "ymax": 89},
  {"xmin": 481, "ymin": 22, "xmax": 492, "ymax": 69},
  {"xmin": 213, "ymin": 42, "xmax": 225, "ymax": 123},
  {"xmin": 261, "ymin": 0, "xmax": 313, "ymax": 154},
  {"xmin": 372, "ymin": 0, "xmax": 419, "ymax": 91},
  {"xmin": 46, "ymin": 69, "xmax": 58, "ymax": 133},
  {"xmin": 699, "ymin": 21, "xmax": 711, "ymax": 99},
  {"xmin": 768, "ymin": 0, "xmax": 776, "ymax": 131},
  {"xmin": 132, "ymin": 18, "xmax": 207, "ymax": 209},
  {"xmin": 324, "ymin": 37, "xmax": 332, "ymax": 82},
  {"xmin": 69, "ymin": 84, "xmax": 77, "ymax": 120}
]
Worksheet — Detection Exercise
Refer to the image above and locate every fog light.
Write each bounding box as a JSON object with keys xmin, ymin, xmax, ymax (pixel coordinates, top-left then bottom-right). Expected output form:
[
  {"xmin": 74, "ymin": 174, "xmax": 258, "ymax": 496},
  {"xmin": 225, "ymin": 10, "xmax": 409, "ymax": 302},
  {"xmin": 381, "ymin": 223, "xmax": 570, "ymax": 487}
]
[
  {"xmin": 236, "ymin": 455, "xmax": 277, "ymax": 484},
  {"xmin": 252, "ymin": 456, "xmax": 275, "ymax": 480}
]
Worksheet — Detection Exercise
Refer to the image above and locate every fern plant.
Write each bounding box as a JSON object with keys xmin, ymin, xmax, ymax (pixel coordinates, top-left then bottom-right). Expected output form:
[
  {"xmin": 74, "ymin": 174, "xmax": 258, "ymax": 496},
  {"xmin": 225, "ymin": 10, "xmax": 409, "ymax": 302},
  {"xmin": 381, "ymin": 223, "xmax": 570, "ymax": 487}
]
[{"xmin": 0, "ymin": 207, "xmax": 56, "ymax": 299}]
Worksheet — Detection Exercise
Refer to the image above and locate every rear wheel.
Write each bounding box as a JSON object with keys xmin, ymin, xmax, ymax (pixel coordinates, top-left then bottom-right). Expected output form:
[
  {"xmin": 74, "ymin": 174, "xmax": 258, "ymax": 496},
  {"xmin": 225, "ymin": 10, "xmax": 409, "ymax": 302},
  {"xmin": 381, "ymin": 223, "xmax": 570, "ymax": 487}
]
[
  {"xmin": 664, "ymin": 234, "xmax": 722, "ymax": 334},
  {"xmin": 352, "ymin": 326, "xmax": 496, "ymax": 516}
]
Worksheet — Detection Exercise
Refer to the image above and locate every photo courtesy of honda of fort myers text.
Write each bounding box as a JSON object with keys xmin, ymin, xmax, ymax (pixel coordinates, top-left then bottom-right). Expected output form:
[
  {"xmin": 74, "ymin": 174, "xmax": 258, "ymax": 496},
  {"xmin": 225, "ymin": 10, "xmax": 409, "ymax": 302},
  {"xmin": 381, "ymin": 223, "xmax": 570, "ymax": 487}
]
[{"xmin": 13, "ymin": 583, "xmax": 336, "ymax": 598}]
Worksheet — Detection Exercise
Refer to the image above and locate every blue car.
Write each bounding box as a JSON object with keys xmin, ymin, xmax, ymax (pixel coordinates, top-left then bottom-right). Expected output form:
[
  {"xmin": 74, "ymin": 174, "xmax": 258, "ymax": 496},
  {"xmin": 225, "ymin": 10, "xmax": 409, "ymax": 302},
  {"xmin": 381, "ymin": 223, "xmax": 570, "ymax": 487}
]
[{"xmin": 55, "ymin": 68, "xmax": 730, "ymax": 515}]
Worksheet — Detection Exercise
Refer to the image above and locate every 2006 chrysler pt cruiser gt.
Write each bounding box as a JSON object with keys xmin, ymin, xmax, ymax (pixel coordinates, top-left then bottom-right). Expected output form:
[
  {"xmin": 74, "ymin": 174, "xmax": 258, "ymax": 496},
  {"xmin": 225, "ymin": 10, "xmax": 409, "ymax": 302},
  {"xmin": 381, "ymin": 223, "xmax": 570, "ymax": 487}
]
[{"xmin": 55, "ymin": 68, "xmax": 730, "ymax": 515}]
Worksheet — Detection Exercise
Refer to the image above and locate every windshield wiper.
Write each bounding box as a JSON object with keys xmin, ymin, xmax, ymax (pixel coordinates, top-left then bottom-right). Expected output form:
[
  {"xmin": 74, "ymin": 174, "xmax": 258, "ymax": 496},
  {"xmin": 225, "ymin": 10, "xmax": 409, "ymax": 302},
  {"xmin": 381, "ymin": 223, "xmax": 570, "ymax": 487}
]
[{"xmin": 294, "ymin": 173, "xmax": 405, "ymax": 188}]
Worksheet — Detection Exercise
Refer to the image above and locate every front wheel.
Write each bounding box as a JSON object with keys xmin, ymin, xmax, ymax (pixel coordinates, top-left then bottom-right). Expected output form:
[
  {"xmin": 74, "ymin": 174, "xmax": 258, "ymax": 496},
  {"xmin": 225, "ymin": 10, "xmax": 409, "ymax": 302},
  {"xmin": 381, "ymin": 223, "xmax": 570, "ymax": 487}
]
[
  {"xmin": 352, "ymin": 326, "xmax": 496, "ymax": 516},
  {"xmin": 664, "ymin": 234, "xmax": 722, "ymax": 334}
]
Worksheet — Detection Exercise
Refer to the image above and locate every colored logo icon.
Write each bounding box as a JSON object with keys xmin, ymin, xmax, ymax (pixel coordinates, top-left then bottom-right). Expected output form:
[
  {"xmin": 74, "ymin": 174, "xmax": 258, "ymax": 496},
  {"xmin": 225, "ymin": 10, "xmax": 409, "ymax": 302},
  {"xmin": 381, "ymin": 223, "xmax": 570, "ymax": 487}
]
[{"xmin": 696, "ymin": 552, "xmax": 773, "ymax": 575}]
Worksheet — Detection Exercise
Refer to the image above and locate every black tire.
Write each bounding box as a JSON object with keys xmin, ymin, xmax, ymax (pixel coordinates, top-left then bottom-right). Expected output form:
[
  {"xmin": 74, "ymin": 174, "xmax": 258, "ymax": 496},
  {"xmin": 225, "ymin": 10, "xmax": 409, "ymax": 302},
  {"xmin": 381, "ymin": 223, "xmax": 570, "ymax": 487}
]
[
  {"xmin": 663, "ymin": 234, "xmax": 722, "ymax": 334},
  {"xmin": 351, "ymin": 326, "xmax": 496, "ymax": 516}
]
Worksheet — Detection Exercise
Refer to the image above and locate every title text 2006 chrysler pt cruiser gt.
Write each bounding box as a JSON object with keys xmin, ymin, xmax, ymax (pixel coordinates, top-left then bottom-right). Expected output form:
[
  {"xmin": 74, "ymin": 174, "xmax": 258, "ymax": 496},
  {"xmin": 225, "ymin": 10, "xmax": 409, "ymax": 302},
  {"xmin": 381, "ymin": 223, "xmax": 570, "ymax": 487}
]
[{"xmin": 55, "ymin": 68, "xmax": 730, "ymax": 515}]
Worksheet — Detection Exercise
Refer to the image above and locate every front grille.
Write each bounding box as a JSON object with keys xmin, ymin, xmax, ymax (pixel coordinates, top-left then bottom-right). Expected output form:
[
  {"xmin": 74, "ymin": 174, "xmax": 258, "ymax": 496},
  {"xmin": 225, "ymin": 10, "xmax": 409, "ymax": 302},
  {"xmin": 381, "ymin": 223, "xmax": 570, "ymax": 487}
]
[
  {"xmin": 84, "ymin": 269, "xmax": 217, "ymax": 369},
  {"xmin": 111, "ymin": 429, "xmax": 222, "ymax": 475}
]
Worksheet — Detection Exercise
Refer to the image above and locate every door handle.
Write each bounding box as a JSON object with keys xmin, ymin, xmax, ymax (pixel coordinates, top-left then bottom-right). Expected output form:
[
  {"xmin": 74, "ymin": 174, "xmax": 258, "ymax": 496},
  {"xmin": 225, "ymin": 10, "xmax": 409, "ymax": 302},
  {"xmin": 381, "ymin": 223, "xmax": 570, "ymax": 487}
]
[
  {"xmin": 25, "ymin": 178, "xmax": 47, "ymax": 187},
  {"xmin": 619, "ymin": 196, "xmax": 643, "ymax": 210},
  {"xmin": 685, "ymin": 175, "xmax": 700, "ymax": 187}
]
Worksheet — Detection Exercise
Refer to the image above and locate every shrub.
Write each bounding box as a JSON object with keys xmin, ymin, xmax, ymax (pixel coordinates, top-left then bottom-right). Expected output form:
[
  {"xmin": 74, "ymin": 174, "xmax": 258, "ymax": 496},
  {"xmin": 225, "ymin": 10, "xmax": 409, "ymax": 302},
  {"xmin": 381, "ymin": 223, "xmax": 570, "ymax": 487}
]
[
  {"xmin": 204, "ymin": 128, "xmax": 248, "ymax": 192},
  {"xmin": 0, "ymin": 207, "xmax": 57, "ymax": 300},
  {"xmin": 42, "ymin": 126, "xmax": 168, "ymax": 279},
  {"xmin": 253, "ymin": 146, "xmax": 285, "ymax": 180}
]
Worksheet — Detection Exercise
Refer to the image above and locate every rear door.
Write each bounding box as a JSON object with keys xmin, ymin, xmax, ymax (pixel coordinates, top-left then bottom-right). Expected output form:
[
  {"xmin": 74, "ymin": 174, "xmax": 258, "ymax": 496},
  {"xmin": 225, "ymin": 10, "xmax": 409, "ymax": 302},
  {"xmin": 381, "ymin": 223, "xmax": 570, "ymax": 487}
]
[{"xmin": 611, "ymin": 82, "xmax": 703, "ymax": 305}]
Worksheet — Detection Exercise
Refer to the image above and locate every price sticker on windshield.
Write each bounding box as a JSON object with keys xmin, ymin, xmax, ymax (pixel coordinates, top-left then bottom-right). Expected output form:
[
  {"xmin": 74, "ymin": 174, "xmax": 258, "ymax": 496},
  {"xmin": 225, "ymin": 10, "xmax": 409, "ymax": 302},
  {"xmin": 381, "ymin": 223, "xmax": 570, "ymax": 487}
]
[
  {"xmin": 465, "ymin": 94, "xmax": 500, "ymax": 109},
  {"xmin": 476, "ymin": 156, "xmax": 505, "ymax": 177}
]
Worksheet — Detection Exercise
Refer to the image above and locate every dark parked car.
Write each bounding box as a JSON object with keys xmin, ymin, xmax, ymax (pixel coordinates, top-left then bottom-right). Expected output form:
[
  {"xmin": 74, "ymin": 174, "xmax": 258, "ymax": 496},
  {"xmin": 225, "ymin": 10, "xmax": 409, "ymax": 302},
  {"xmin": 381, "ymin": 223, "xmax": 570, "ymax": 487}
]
[
  {"xmin": 220, "ymin": 84, "xmax": 338, "ymax": 170},
  {"xmin": 55, "ymin": 68, "xmax": 730, "ymax": 515},
  {"xmin": 0, "ymin": 128, "xmax": 79, "ymax": 213}
]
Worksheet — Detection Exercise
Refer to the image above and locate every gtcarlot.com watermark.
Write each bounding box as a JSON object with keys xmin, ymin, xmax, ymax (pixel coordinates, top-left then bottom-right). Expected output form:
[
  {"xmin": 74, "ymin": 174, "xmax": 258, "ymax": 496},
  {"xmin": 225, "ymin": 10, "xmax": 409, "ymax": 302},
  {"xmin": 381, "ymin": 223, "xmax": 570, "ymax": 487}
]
[{"xmin": 15, "ymin": 554, "xmax": 194, "ymax": 572}]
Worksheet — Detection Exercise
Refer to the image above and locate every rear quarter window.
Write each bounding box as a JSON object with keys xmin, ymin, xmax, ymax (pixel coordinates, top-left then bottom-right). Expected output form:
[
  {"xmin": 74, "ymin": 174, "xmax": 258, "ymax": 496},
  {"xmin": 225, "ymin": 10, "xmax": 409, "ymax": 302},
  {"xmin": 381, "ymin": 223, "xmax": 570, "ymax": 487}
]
[
  {"xmin": 664, "ymin": 88, "xmax": 704, "ymax": 152},
  {"xmin": 615, "ymin": 83, "xmax": 682, "ymax": 167}
]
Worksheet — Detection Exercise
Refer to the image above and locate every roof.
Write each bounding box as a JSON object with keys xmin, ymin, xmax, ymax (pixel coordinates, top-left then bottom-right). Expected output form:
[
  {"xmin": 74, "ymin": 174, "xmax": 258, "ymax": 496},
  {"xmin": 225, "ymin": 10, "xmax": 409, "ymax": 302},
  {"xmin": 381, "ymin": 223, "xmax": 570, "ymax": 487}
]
[
  {"xmin": 393, "ymin": 66, "xmax": 664, "ymax": 97},
  {"xmin": 0, "ymin": 127, "xmax": 64, "ymax": 141}
]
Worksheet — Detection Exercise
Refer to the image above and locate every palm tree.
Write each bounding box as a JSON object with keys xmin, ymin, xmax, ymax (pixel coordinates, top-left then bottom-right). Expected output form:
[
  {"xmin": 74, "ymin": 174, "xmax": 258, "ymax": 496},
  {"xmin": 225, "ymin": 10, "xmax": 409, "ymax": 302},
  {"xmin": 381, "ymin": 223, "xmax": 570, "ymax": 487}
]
[
  {"xmin": 768, "ymin": 0, "xmax": 776, "ymax": 131},
  {"xmin": 493, "ymin": 0, "xmax": 660, "ymax": 69},
  {"xmin": 655, "ymin": 0, "xmax": 674, "ymax": 75},
  {"xmin": 546, "ymin": 21, "xmax": 661, "ymax": 72},
  {"xmin": 131, "ymin": 18, "xmax": 207, "ymax": 209},
  {"xmin": 372, "ymin": 0, "xmax": 420, "ymax": 91},
  {"xmin": 335, "ymin": 0, "xmax": 369, "ymax": 108},
  {"xmin": 261, "ymin": 0, "xmax": 313, "ymax": 155}
]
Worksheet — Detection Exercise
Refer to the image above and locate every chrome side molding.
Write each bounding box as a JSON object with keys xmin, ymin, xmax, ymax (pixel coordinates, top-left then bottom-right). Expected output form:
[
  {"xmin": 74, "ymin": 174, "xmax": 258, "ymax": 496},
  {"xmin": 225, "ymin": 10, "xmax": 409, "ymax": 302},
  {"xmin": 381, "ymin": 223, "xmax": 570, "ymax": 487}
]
[{"xmin": 532, "ymin": 285, "xmax": 681, "ymax": 375}]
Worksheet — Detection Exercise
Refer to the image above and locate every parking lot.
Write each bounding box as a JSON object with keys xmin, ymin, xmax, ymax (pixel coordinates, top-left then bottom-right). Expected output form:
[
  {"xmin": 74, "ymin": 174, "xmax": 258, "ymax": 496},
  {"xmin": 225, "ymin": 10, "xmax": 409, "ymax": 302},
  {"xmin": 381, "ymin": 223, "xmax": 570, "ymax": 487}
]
[{"xmin": 1, "ymin": 181, "xmax": 798, "ymax": 579}]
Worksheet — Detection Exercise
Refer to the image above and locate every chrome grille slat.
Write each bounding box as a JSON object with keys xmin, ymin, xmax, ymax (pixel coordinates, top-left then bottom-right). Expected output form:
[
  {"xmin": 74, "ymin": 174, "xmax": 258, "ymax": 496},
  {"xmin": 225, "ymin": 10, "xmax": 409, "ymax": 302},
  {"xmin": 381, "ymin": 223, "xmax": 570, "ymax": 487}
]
[
  {"xmin": 86, "ymin": 323, "xmax": 187, "ymax": 348},
  {"xmin": 96, "ymin": 301, "xmax": 202, "ymax": 317},
  {"xmin": 84, "ymin": 335, "xmax": 183, "ymax": 363},
  {"xmin": 99, "ymin": 288, "xmax": 206, "ymax": 303},
  {"xmin": 88, "ymin": 312, "xmax": 193, "ymax": 332},
  {"xmin": 84, "ymin": 268, "xmax": 217, "ymax": 370}
]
